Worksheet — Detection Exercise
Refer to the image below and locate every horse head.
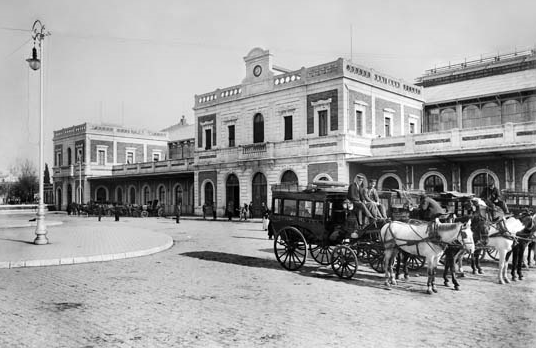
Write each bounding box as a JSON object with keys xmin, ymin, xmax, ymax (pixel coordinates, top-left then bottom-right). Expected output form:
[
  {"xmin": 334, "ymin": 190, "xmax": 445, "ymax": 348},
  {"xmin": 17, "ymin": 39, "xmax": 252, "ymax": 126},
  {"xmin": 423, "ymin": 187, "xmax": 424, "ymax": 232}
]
[{"xmin": 458, "ymin": 219, "xmax": 475, "ymax": 254}]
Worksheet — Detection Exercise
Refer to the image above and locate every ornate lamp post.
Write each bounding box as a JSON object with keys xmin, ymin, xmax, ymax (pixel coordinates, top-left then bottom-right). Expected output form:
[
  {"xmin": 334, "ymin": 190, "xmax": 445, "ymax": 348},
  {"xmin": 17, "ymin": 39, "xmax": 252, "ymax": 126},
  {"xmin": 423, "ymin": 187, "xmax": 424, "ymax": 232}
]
[{"xmin": 27, "ymin": 20, "xmax": 50, "ymax": 245}]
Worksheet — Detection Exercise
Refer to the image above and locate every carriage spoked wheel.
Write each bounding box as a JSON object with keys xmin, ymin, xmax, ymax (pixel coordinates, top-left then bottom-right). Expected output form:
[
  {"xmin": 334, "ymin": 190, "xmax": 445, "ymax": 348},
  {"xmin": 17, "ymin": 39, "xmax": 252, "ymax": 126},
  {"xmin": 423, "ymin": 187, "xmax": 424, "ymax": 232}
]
[
  {"xmin": 405, "ymin": 254, "xmax": 425, "ymax": 271},
  {"xmin": 486, "ymin": 247, "xmax": 498, "ymax": 261},
  {"xmin": 309, "ymin": 244, "xmax": 334, "ymax": 265},
  {"xmin": 331, "ymin": 245, "xmax": 358, "ymax": 279},
  {"xmin": 368, "ymin": 247, "xmax": 385, "ymax": 273},
  {"xmin": 274, "ymin": 227, "xmax": 308, "ymax": 271}
]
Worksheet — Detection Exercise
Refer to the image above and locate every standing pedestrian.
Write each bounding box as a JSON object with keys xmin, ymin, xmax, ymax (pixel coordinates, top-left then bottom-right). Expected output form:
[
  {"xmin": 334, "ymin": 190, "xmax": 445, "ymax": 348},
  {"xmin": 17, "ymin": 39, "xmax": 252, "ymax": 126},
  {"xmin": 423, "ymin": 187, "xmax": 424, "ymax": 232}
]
[
  {"xmin": 227, "ymin": 200, "xmax": 234, "ymax": 221},
  {"xmin": 114, "ymin": 203, "xmax": 120, "ymax": 222},
  {"xmin": 176, "ymin": 203, "xmax": 181, "ymax": 224},
  {"xmin": 249, "ymin": 201, "xmax": 253, "ymax": 219},
  {"xmin": 202, "ymin": 203, "xmax": 207, "ymax": 219},
  {"xmin": 261, "ymin": 202, "xmax": 270, "ymax": 232},
  {"xmin": 98, "ymin": 204, "xmax": 102, "ymax": 222},
  {"xmin": 212, "ymin": 201, "xmax": 217, "ymax": 220}
]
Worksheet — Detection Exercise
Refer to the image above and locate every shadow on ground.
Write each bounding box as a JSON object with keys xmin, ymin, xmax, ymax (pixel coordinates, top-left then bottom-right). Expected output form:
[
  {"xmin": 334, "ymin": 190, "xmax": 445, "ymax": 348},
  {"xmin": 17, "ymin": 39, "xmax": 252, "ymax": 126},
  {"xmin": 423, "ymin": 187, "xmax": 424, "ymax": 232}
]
[{"xmin": 180, "ymin": 250, "xmax": 425, "ymax": 293}]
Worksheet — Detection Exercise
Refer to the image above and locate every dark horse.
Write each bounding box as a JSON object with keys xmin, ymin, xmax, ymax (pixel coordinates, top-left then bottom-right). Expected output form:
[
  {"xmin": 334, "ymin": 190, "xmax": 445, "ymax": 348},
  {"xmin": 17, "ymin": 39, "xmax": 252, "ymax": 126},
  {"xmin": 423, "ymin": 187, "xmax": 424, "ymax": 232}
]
[{"xmin": 505, "ymin": 211, "xmax": 536, "ymax": 281}]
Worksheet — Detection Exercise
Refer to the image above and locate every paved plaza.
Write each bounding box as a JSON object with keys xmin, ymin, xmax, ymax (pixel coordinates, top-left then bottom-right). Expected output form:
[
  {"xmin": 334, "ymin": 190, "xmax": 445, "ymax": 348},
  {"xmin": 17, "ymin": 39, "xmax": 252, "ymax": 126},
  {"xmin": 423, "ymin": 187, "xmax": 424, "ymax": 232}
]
[{"xmin": 0, "ymin": 214, "xmax": 535, "ymax": 347}]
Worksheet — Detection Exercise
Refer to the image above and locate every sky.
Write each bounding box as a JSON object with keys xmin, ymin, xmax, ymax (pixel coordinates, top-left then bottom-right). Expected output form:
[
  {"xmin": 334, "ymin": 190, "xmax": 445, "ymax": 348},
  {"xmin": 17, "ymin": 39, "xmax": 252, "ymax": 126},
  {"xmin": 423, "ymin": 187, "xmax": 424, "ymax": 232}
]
[{"xmin": 1, "ymin": 0, "xmax": 535, "ymax": 174}]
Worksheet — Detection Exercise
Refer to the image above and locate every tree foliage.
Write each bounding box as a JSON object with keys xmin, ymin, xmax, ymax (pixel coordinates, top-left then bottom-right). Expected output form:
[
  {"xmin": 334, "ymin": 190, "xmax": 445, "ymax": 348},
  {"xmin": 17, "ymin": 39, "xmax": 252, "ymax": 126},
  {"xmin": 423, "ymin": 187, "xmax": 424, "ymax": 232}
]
[
  {"xmin": 44, "ymin": 163, "xmax": 50, "ymax": 184},
  {"xmin": 9, "ymin": 159, "xmax": 38, "ymax": 203}
]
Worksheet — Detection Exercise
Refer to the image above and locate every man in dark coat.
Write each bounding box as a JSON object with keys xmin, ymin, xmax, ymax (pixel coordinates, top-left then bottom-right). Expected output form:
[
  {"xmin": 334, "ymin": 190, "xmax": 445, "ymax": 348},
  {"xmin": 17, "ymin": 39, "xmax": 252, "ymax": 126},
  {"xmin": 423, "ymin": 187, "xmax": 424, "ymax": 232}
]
[
  {"xmin": 480, "ymin": 182, "xmax": 509, "ymax": 214},
  {"xmin": 347, "ymin": 175, "xmax": 374, "ymax": 226}
]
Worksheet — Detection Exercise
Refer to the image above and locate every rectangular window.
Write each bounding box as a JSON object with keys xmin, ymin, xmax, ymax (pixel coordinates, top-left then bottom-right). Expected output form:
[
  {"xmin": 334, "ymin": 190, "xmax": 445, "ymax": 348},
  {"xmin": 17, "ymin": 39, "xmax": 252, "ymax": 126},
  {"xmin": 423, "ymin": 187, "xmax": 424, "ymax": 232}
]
[
  {"xmin": 318, "ymin": 110, "xmax": 328, "ymax": 136},
  {"xmin": 153, "ymin": 153, "xmax": 160, "ymax": 162},
  {"xmin": 228, "ymin": 125, "xmax": 235, "ymax": 147},
  {"xmin": 273, "ymin": 198, "xmax": 281, "ymax": 214},
  {"xmin": 355, "ymin": 110, "xmax": 363, "ymax": 135},
  {"xmin": 298, "ymin": 200, "xmax": 313, "ymax": 217},
  {"xmin": 98, "ymin": 150, "xmax": 105, "ymax": 165},
  {"xmin": 284, "ymin": 116, "xmax": 293, "ymax": 140},
  {"xmin": 283, "ymin": 199, "xmax": 297, "ymax": 216},
  {"xmin": 76, "ymin": 148, "xmax": 83, "ymax": 163},
  {"xmin": 384, "ymin": 117, "xmax": 392, "ymax": 137},
  {"xmin": 313, "ymin": 201, "xmax": 324, "ymax": 219},
  {"xmin": 409, "ymin": 122, "xmax": 415, "ymax": 134},
  {"xmin": 205, "ymin": 129, "xmax": 212, "ymax": 150},
  {"xmin": 126, "ymin": 152, "xmax": 134, "ymax": 164}
]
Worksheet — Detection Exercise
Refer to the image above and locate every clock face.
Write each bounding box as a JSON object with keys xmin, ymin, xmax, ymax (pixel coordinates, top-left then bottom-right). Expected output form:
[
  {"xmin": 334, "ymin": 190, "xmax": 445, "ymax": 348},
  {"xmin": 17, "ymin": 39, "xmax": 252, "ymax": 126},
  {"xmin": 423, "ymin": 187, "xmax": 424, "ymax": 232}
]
[{"xmin": 253, "ymin": 65, "xmax": 262, "ymax": 77}]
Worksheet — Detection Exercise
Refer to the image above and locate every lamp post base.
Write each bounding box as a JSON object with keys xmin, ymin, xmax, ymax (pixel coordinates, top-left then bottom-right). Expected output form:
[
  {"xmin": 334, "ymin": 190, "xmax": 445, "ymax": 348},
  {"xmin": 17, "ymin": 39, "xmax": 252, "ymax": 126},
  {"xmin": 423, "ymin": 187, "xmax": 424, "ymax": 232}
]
[{"xmin": 33, "ymin": 205, "xmax": 48, "ymax": 245}]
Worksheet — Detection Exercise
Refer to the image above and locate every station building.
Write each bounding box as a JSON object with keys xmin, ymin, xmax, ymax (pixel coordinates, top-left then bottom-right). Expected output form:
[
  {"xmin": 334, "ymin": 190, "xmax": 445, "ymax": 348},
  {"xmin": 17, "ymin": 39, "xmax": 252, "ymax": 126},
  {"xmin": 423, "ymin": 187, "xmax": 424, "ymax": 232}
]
[{"xmin": 51, "ymin": 48, "xmax": 536, "ymax": 216}]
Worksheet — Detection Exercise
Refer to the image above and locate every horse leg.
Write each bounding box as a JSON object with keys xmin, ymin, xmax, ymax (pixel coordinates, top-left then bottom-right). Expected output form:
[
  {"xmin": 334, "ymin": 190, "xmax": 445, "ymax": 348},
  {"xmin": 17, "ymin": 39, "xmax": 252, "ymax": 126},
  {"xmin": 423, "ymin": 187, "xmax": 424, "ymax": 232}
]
[
  {"xmin": 403, "ymin": 253, "xmax": 409, "ymax": 280},
  {"xmin": 443, "ymin": 248, "xmax": 452, "ymax": 287},
  {"xmin": 431, "ymin": 257, "xmax": 439, "ymax": 293},
  {"xmin": 383, "ymin": 248, "xmax": 395, "ymax": 287},
  {"xmin": 426, "ymin": 265, "xmax": 433, "ymax": 294},
  {"xmin": 394, "ymin": 252, "xmax": 401, "ymax": 280},
  {"xmin": 499, "ymin": 249, "xmax": 510, "ymax": 284},
  {"xmin": 518, "ymin": 242, "xmax": 526, "ymax": 280}
]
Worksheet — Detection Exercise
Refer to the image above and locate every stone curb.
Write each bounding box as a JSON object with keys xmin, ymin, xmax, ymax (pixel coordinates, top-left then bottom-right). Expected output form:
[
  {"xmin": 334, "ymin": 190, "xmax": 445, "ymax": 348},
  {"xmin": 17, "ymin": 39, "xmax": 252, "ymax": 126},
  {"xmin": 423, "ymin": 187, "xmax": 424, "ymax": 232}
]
[
  {"xmin": 0, "ymin": 236, "xmax": 173, "ymax": 269},
  {"xmin": 0, "ymin": 221, "xmax": 64, "ymax": 229}
]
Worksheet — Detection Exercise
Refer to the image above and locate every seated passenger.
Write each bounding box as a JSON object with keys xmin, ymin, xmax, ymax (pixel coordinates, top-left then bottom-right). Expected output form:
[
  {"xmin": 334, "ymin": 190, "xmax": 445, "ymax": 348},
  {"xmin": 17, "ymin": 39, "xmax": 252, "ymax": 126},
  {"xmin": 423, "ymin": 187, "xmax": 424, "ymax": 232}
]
[
  {"xmin": 347, "ymin": 175, "xmax": 374, "ymax": 226},
  {"xmin": 365, "ymin": 179, "xmax": 388, "ymax": 219},
  {"xmin": 480, "ymin": 182, "xmax": 509, "ymax": 216}
]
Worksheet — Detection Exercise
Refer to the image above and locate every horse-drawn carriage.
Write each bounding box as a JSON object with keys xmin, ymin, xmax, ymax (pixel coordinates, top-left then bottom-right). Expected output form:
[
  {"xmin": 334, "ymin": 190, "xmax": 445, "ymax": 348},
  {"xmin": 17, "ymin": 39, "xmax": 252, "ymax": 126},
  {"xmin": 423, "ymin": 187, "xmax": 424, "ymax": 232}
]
[{"xmin": 269, "ymin": 181, "xmax": 427, "ymax": 279}]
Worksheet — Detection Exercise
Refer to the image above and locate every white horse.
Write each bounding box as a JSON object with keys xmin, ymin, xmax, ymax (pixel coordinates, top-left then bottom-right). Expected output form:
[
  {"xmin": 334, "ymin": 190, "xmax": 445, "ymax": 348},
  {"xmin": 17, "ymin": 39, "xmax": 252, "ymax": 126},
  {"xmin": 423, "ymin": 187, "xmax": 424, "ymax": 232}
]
[{"xmin": 380, "ymin": 219, "xmax": 474, "ymax": 294}]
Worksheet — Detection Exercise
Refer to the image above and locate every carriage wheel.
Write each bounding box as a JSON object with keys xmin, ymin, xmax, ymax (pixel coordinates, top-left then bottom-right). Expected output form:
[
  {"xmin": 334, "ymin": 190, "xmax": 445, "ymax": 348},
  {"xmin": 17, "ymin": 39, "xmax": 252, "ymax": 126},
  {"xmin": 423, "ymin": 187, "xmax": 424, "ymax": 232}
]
[
  {"xmin": 331, "ymin": 245, "xmax": 358, "ymax": 279},
  {"xmin": 309, "ymin": 244, "xmax": 333, "ymax": 265},
  {"xmin": 141, "ymin": 211, "xmax": 149, "ymax": 218},
  {"xmin": 368, "ymin": 247, "xmax": 385, "ymax": 273},
  {"xmin": 274, "ymin": 227, "xmax": 308, "ymax": 271},
  {"xmin": 406, "ymin": 254, "xmax": 425, "ymax": 271},
  {"xmin": 486, "ymin": 247, "xmax": 498, "ymax": 261}
]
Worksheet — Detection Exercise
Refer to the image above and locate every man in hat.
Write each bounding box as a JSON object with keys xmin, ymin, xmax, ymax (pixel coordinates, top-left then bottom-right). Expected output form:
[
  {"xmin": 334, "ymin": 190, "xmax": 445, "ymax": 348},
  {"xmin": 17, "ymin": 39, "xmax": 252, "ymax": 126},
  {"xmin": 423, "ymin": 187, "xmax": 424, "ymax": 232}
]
[
  {"xmin": 347, "ymin": 175, "xmax": 375, "ymax": 226},
  {"xmin": 480, "ymin": 181, "xmax": 509, "ymax": 215},
  {"xmin": 365, "ymin": 179, "xmax": 388, "ymax": 219}
]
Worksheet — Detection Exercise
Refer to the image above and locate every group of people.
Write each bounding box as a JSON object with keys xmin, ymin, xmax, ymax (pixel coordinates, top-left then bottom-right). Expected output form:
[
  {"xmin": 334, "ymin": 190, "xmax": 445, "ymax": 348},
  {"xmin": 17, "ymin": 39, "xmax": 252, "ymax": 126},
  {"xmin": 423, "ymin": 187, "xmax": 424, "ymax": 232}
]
[{"xmin": 347, "ymin": 175, "xmax": 388, "ymax": 226}]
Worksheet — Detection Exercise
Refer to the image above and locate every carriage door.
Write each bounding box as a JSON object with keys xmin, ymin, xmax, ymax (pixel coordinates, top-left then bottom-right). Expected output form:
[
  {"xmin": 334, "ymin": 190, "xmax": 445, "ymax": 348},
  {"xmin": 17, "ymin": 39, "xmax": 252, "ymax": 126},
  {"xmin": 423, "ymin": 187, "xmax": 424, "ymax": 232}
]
[
  {"xmin": 226, "ymin": 174, "xmax": 240, "ymax": 217},
  {"xmin": 252, "ymin": 172, "xmax": 267, "ymax": 218}
]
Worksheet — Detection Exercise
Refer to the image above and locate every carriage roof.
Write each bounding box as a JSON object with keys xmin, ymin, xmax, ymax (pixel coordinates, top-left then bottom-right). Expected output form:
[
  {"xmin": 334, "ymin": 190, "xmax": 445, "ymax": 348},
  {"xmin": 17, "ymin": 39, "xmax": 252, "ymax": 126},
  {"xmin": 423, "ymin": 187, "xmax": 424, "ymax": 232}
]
[{"xmin": 271, "ymin": 181, "xmax": 349, "ymax": 201}]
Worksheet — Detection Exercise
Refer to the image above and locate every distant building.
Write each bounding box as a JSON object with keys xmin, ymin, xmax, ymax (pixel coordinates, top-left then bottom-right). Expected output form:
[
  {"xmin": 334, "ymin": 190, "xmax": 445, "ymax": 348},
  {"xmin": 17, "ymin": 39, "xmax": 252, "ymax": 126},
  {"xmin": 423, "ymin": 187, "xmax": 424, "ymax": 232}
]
[{"xmin": 51, "ymin": 48, "xmax": 536, "ymax": 216}]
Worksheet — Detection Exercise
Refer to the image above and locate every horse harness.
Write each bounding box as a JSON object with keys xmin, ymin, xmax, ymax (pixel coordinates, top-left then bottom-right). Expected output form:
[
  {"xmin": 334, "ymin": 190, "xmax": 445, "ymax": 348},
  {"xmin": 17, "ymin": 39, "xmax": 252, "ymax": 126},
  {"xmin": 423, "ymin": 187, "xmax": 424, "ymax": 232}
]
[{"xmin": 383, "ymin": 221, "xmax": 466, "ymax": 257}]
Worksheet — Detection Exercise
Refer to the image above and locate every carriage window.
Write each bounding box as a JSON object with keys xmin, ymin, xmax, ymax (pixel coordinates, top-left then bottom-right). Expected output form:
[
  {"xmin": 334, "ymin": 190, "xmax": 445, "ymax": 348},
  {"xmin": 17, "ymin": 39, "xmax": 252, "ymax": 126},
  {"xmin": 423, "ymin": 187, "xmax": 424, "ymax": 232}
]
[
  {"xmin": 328, "ymin": 200, "xmax": 346, "ymax": 221},
  {"xmin": 313, "ymin": 201, "xmax": 324, "ymax": 219},
  {"xmin": 283, "ymin": 199, "xmax": 297, "ymax": 216},
  {"xmin": 273, "ymin": 199, "xmax": 281, "ymax": 214},
  {"xmin": 298, "ymin": 200, "xmax": 312, "ymax": 217}
]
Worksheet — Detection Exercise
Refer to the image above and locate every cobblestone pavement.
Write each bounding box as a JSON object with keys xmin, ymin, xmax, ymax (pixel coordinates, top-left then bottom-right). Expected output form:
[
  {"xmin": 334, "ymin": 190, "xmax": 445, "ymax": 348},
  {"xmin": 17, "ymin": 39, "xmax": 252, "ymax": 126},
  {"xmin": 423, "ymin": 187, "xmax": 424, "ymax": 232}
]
[{"xmin": 0, "ymin": 217, "xmax": 534, "ymax": 348}]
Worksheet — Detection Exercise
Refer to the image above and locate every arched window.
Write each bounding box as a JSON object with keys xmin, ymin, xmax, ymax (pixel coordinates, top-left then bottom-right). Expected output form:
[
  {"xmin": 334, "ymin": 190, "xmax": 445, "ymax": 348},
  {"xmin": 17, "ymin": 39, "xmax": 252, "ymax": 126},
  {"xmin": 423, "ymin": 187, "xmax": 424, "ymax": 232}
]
[
  {"xmin": 439, "ymin": 108, "xmax": 457, "ymax": 131},
  {"xmin": 481, "ymin": 103, "xmax": 500, "ymax": 126},
  {"xmin": 129, "ymin": 187, "xmax": 136, "ymax": 204},
  {"xmin": 158, "ymin": 186, "xmax": 166, "ymax": 204},
  {"xmin": 472, "ymin": 173, "xmax": 494, "ymax": 197},
  {"xmin": 382, "ymin": 177, "xmax": 399, "ymax": 191},
  {"xmin": 116, "ymin": 187, "xmax": 123, "ymax": 204},
  {"xmin": 204, "ymin": 182, "xmax": 214, "ymax": 205},
  {"xmin": 67, "ymin": 148, "xmax": 72, "ymax": 165},
  {"xmin": 462, "ymin": 105, "xmax": 480, "ymax": 128},
  {"xmin": 281, "ymin": 170, "xmax": 298, "ymax": 190},
  {"xmin": 529, "ymin": 173, "xmax": 536, "ymax": 193},
  {"xmin": 96, "ymin": 187, "xmax": 107, "ymax": 202},
  {"xmin": 424, "ymin": 175, "xmax": 444, "ymax": 193},
  {"xmin": 175, "ymin": 184, "xmax": 183, "ymax": 205},
  {"xmin": 143, "ymin": 186, "xmax": 150, "ymax": 204},
  {"xmin": 253, "ymin": 113, "xmax": 264, "ymax": 143},
  {"xmin": 502, "ymin": 100, "xmax": 524, "ymax": 123}
]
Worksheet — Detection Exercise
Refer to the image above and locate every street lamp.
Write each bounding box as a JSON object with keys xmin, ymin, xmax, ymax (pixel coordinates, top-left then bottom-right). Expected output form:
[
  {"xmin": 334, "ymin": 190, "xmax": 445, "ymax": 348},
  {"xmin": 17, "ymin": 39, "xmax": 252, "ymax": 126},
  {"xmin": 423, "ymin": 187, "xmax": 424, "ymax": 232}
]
[{"xmin": 27, "ymin": 20, "xmax": 50, "ymax": 245}]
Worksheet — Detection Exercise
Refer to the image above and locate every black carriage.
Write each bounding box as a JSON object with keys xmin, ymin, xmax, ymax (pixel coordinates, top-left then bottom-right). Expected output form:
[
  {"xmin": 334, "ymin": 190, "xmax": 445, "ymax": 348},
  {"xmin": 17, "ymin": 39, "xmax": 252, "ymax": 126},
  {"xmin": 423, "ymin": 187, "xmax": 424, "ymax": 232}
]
[{"xmin": 269, "ymin": 181, "xmax": 411, "ymax": 279}]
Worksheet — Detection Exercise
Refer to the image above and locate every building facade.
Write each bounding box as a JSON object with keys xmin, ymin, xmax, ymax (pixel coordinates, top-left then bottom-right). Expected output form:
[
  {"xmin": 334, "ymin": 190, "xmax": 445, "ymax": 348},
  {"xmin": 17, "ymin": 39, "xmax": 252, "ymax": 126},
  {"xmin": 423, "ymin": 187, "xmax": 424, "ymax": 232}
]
[{"xmin": 51, "ymin": 48, "xmax": 536, "ymax": 216}]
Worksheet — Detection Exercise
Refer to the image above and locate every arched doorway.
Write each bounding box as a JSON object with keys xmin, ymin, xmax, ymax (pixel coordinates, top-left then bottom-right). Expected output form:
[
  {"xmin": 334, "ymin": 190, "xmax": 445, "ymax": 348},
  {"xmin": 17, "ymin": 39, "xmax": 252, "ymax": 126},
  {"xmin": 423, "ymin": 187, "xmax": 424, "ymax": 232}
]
[
  {"xmin": 252, "ymin": 172, "xmax": 267, "ymax": 218},
  {"xmin": 96, "ymin": 187, "xmax": 107, "ymax": 203},
  {"xmin": 281, "ymin": 170, "xmax": 298, "ymax": 190},
  {"xmin": 382, "ymin": 177, "xmax": 399, "ymax": 191},
  {"xmin": 175, "ymin": 184, "xmax": 183, "ymax": 205},
  {"xmin": 67, "ymin": 184, "xmax": 73, "ymax": 205},
  {"xmin": 56, "ymin": 187, "xmax": 62, "ymax": 210},
  {"xmin": 472, "ymin": 173, "xmax": 494, "ymax": 197},
  {"xmin": 204, "ymin": 182, "xmax": 214, "ymax": 205},
  {"xmin": 129, "ymin": 187, "xmax": 136, "ymax": 204},
  {"xmin": 424, "ymin": 175, "xmax": 444, "ymax": 193},
  {"xmin": 116, "ymin": 187, "xmax": 123, "ymax": 204},
  {"xmin": 529, "ymin": 173, "xmax": 536, "ymax": 193},
  {"xmin": 226, "ymin": 174, "xmax": 240, "ymax": 217}
]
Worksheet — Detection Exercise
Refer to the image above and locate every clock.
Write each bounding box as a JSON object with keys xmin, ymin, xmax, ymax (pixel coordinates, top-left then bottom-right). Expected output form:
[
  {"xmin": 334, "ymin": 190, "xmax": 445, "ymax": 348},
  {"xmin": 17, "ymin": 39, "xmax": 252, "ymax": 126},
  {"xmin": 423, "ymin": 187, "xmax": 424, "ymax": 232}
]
[{"xmin": 253, "ymin": 65, "xmax": 262, "ymax": 77}]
